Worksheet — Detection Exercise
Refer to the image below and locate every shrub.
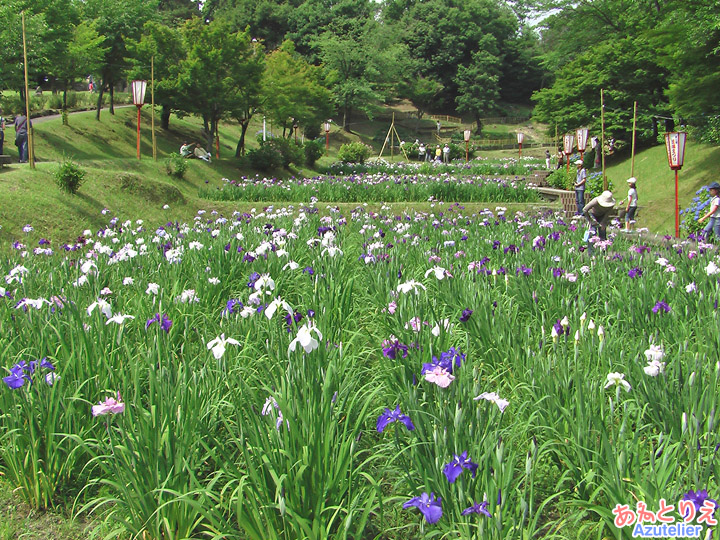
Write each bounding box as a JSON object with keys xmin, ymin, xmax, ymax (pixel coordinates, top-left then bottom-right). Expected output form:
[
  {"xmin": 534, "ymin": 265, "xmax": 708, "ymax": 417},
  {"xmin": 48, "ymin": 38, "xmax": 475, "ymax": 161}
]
[
  {"xmin": 266, "ymin": 138, "xmax": 303, "ymax": 168},
  {"xmin": 547, "ymin": 168, "xmax": 574, "ymax": 190},
  {"xmin": 54, "ymin": 158, "xmax": 86, "ymax": 194},
  {"xmin": 304, "ymin": 139, "xmax": 324, "ymax": 167},
  {"xmin": 247, "ymin": 144, "xmax": 283, "ymax": 171},
  {"xmin": 680, "ymin": 184, "xmax": 713, "ymax": 235},
  {"xmin": 337, "ymin": 142, "xmax": 373, "ymax": 163},
  {"xmin": 165, "ymin": 153, "xmax": 188, "ymax": 179}
]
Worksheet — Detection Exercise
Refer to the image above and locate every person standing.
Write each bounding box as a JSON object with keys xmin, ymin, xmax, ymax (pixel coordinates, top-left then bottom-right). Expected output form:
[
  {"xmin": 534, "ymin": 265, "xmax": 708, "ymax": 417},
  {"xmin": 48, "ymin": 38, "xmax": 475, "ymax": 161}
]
[
  {"xmin": 434, "ymin": 145, "xmax": 442, "ymax": 162},
  {"xmin": 545, "ymin": 149, "xmax": 551, "ymax": 169},
  {"xmin": 436, "ymin": 121, "xmax": 441, "ymax": 136},
  {"xmin": 573, "ymin": 159, "xmax": 587, "ymax": 214},
  {"xmin": 583, "ymin": 190, "xmax": 616, "ymax": 241},
  {"xmin": 556, "ymin": 148, "xmax": 564, "ymax": 170},
  {"xmin": 442, "ymin": 144, "xmax": 450, "ymax": 164},
  {"xmin": 621, "ymin": 177, "xmax": 638, "ymax": 230},
  {"xmin": 698, "ymin": 181, "xmax": 720, "ymax": 240},
  {"xmin": 418, "ymin": 142, "xmax": 426, "ymax": 162},
  {"xmin": 14, "ymin": 114, "xmax": 29, "ymax": 163}
]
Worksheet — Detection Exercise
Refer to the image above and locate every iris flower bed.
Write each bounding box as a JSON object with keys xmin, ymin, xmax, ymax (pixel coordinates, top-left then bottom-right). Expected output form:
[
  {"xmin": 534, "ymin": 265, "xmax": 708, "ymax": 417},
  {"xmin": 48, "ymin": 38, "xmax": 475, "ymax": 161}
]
[
  {"xmin": 1, "ymin": 205, "xmax": 719, "ymax": 539},
  {"xmin": 203, "ymin": 172, "xmax": 540, "ymax": 204}
]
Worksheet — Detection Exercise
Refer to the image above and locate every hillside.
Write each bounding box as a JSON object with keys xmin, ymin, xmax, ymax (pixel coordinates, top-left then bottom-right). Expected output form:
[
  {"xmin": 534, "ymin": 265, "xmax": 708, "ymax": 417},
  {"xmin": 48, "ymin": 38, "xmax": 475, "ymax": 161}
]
[{"xmin": 0, "ymin": 106, "xmax": 716, "ymax": 244}]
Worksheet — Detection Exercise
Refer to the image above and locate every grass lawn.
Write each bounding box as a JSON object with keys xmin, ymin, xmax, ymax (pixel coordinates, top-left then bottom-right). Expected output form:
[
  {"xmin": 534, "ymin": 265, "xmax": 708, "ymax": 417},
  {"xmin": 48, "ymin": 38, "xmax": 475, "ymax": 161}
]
[{"xmin": 605, "ymin": 141, "xmax": 720, "ymax": 234}]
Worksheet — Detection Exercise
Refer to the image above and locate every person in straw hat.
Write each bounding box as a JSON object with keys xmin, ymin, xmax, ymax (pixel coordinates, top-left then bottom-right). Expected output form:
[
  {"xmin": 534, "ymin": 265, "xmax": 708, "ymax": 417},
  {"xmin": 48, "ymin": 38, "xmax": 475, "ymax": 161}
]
[
  {"xmin": 619, "ymin": 177, "xmax": 638, "ymax": 231},
  {"xmin": 574, "ymin": 159, "xmax": 587, "ymax": 214},
  {"xmin": 583, "ymin": 190, "xmax": 616, "ymax": 241},
  {"xmin": 698, "ymin": 181, "xmax": 720, "ymax": 240}
]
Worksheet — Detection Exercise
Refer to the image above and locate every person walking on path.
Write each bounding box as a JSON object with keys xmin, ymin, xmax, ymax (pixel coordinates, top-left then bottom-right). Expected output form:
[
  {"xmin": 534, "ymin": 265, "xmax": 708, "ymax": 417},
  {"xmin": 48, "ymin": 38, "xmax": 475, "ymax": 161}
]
[
  {"xmin": 14, "ymin": 114, "xmax": 29, "ymax": 163},
  {"xmin": 619, "ymin": 177, "xmax": 639, "ymax": 231},
  {"xmin": 583, "ymin": 190, "xmax": 616, "ymax": 241},
  {"xmin": 545, "ymin": 149, "xmax": 551, "ymax": 169},
  {"xmin": 698, "ymin": 181, "xmax": 720, "ymax": 240},
  {"xmin": 0, "ymin": 110, "xmax": 5, "ymax": 155},
  {"xmin": 574, "ymin": 159, "xmax": 587, "ymax": 214}
]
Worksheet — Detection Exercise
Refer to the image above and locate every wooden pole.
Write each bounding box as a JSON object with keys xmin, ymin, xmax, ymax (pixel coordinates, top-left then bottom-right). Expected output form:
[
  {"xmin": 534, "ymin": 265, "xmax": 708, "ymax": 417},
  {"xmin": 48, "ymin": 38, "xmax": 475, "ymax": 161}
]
[
  {"xmin": 22, "ymin": 12, "xmax": 35, "ymax": 169},
  {"xmin": 391, "ymin": 112, "xmax": 394, "ymax": 162},
  {"xmin": 630, "ymin": 101, "xmax": 637, "ymax": 177},
  {"xmin": 601, "ymin": 89, "xmax": 606, "ymax": 191},
  {"xmin": 151, "ymin": 56, "xmax": 157, "ymax": 161},
  {"xmin": 136, "ymin": 106, "xmax": 141, "ymax": 160}
]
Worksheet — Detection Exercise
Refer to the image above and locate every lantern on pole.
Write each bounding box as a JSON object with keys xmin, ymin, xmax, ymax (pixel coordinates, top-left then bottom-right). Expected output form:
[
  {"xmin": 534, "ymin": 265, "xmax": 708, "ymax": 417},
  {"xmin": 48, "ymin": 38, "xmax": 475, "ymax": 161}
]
[
  {"xmin": 664, "ymin": 131, "xmax": 687, "ymax": 238},
  {"xmin": 464, "ymin": 129, "xmax": 471, "ymax": 162},
  {"xmin": 576, "ymin": 128, "xmax": 588, "ymax": 161},
  {"xmin": 131, "ymin": 80, "xmax": 147, "ymax": 160},
  {"xmin": 517, "ymin": 132, "xmax": 525, "ymax": 158},
  {"xmin": 324, "ymin": 121, "xmax": 331, "ymax": 152},
  {"xmin": 563, "ymin": 134, "xmax": 574, "ymax": 172}
]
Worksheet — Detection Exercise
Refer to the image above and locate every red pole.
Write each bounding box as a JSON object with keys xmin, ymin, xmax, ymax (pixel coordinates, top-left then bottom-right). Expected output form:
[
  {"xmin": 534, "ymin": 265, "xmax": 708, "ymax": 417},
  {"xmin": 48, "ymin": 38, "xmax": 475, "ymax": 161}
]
[
  {"xmin": 675, "ymin": 170, "xmax": 680, "ymax": 238},
  {"xmin": 136, "ymin": 106, "xmax": 141, "ymax": 160},
  {"xmin": 465, "ymin": 141, "xmax": 469, "ymax": 163},
  {"xmin": 518, "ymin": 143, "xmax": 522, "ymax": 158},
  {"xmin": 325, "ymin": 131, "xmax": 329, "ymax": 152}
]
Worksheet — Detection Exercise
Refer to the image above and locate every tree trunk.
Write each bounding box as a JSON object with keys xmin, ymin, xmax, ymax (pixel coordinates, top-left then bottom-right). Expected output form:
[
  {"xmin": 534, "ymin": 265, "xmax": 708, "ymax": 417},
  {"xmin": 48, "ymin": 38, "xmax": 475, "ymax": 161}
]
[
  {"xmin": 161, "ymin": 105, "xmax": 171, "ymax": 130},
  {"xmin": 62, "ymin": 85, "xmax": 68, "ymax": 126},
  {"xmin": 109, "ymin": 84, "xmax": 115, "ymax": 115},
  {"xmin": 206, "ymin": 118, "xmax": 215, "ymax": 152},
  {"xmin": 95, "ymin": 80, "xmax": 106, "ymax": 120},
  {"xmin": 235, "ymin": 118, "xmax": 251, "ymax": 158},
  {"xmin": 475, "ymin": 115, "xmax": 483, "ymax": 135}
]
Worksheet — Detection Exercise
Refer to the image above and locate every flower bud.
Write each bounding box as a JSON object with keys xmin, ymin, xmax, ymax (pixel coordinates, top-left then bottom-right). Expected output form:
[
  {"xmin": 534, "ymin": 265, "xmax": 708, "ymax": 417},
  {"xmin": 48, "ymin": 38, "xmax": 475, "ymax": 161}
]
[
  {"xmin": 597, "ymin": 326, "xmax": 605, "ymax": 340},
  {"xmin": 588, "ymin": 320, "xmax": 596, "ymax": 331},
  {"xmin": 682, "ymin": 412, "xmax": 688, "ymax": 434},
  {"xmin": 689, "ymin": 371, "xmax": 696, "ymax": 387}
]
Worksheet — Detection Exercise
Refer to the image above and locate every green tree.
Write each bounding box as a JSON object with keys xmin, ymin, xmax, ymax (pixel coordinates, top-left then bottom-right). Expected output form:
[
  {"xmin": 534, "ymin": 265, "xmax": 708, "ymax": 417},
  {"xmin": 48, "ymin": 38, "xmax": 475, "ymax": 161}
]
[
  {"xmin": 261, "ymin": 41, "xmax": 332, "ymax": 144},
  {"xmin": 532, "ymin": 37, "xmax": 671, "ymax": 144},
  {"xmin": 82, "ymin": 0, "xmax": 158, "ymax": 120},
  {"xmin": 455, "ymin": 43, "xmax": 502, "ymax": 134},
  {"xmin": 54, "ymin": 22, "xmax": 107, "ymax": 125},
  {"xmin": 127, "ymin": 22, "xmax": 187, "ymax": 130},
  {"xmin": 176, "ymin": 19, "xmax": 257, "ymax": 152}
]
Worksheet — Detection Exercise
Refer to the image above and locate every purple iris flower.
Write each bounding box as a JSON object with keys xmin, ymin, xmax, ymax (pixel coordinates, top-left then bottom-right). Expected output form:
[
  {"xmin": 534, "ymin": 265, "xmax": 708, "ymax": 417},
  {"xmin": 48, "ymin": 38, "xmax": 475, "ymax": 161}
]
[
  {"xmin": 284, "ymin": 310, "xmax": 304, "ymax": 332},
  {"xmin": 224, "ymin": 299, "xmax": 243, "ymax": 316},
  {"xmin": 3, "ymin": 358, "xmax": 55, "ymax": 389},
  {"xmin": 503, "ymin": 244, "xmax": 519, "ymax": 254},
  {"xmin": 552, "ymin": 267, "xmax": 564, "ymax": 278},
  {"xmin": 553, "ymin": 319, "xmax": 569, "ymax": 336},
  {"xmin": 3, "ymin": 363, "xmax": 31, "ymax": 389},
  {"xmin": 376, "ymin": 405, "xmax": 415, "ymax": 432},
  {"xmin": 303, "ymin": 266, "xmax": 315, "ymax": 276},
  {"xmin": 243, "ymin": 254, "xmax": 256, "ymax": 263},
  {"xmin": 652, "ymin": 300, "xmax": 671, "ymax": 314},
  {"xmin": 247, "ymin": 272, "xmax": 261, "ymax": 288},
  {"xmin": 443, "ymin": 451, "xmax": 479, "ymax": 483},
  {"xmin": 403, "ymin": 492, "xmax": 442, "ymax": 524},
  {"xmin": 459, "ymin": 308, "xmax": 473, "ymax": 322},
  {"xmin": 146, "ymin": 313, "xmax": 172, "ymax": 333},
  {"xmin": 628, "ymin": 267, "xmax": 643, "ymax": 278},
  {"xmin": 383, "ymin": 340, "xmax": 409, "ymax": 359},
  {"xmin": 492, "ymin": 240, "xmax": 501, "ymax": 250},
  {"xmin": 461, "ymin": 500, "xmax": 492, "ymax": 517},
  {"xmin": 422, "ymin": 347, "xmax": 465, "ymax": 375},
  {"xmin": 516, "ymin": 265, "xmax": 532, "ymax": 276},
  {"xmin": 38, "ymin": 238, "xmax": 50, "ymax": 245},
  {"xmin": 682, "ymin": 489, "xmax": 718, "ymax": 516}
]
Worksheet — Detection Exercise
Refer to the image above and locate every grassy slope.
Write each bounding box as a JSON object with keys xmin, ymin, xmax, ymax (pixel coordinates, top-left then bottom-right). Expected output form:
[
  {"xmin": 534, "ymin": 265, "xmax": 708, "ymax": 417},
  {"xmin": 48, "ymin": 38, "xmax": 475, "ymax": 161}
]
[
  {"xmin": 605, "ymin": 142, "xmax": 720, "ymax": 234},
  {"xmin": 0, "ymin": 105, "xmax": 717, "ymax": 244}
]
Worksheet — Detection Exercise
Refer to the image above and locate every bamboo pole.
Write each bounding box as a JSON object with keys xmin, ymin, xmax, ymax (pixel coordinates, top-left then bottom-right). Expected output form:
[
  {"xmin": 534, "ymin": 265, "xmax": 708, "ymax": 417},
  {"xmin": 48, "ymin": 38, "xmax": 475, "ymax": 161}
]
[
  {"xmin": 22, "ymin": 12, "xmax": 35, "ymax": 168},
  {"xmin": 391, "ymin": 115, "xmax": 395, "ymax": 161},
  {"xmin": 601, "ymin": 89, "xmax": 606, "ymax": 191},
  {"xmin": 151, "ymin": 56, "xmax": 157, "ymax": 161},
  {"xmin": 630, "ymin": 101, "xmax": 637, "ymax": 177}
]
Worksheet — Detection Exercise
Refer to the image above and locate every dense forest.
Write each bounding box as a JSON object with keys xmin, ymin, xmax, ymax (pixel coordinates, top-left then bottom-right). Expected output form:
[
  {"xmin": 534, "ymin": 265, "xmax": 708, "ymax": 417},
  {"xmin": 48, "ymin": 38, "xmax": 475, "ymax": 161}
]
[{"xmin": 0, "ymin": 0, "xmax": 718, "ymax": 150}]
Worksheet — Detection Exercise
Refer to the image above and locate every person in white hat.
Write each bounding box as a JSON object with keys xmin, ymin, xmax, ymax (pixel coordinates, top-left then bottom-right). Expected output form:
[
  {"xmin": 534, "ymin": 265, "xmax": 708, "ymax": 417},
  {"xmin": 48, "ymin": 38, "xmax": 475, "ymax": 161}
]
[
  {"xmin": 573, "ymin": 159, "xmax": 587, "ymax": 214},
  {"xmin": 698, "ymin": 181, "xmax": 720, "ymax": 240},
  {"xmin": 583, "ymin": 190, "xmax": 616, "ymax": 241},
  {"xmin": 620, "ymin": 177, "xmax": 638, "ymax": 230}
]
